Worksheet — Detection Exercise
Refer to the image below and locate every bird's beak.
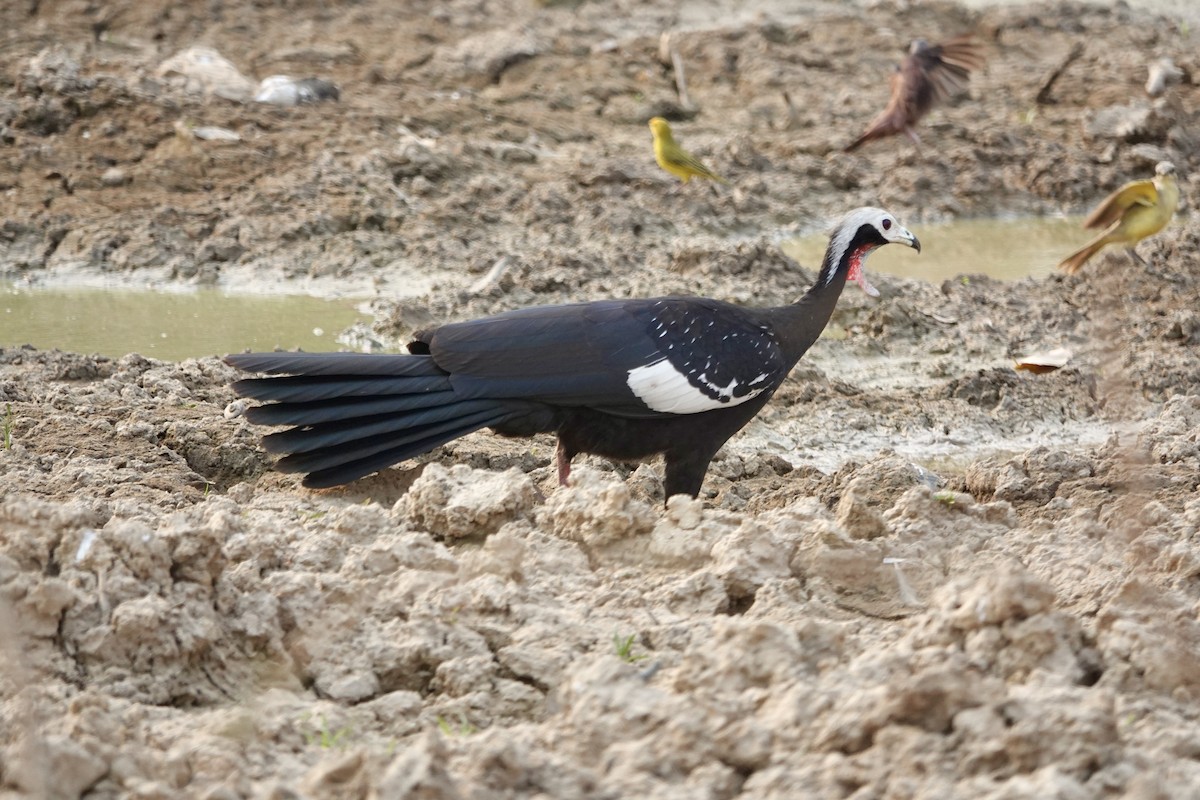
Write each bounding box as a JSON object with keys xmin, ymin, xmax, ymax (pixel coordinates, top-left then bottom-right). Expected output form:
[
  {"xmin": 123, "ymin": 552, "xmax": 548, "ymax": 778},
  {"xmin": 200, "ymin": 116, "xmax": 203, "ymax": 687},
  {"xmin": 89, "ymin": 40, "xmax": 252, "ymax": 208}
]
[{"xmin": 889, "ymin": 225, "xmax": 920, "ymax": 253}]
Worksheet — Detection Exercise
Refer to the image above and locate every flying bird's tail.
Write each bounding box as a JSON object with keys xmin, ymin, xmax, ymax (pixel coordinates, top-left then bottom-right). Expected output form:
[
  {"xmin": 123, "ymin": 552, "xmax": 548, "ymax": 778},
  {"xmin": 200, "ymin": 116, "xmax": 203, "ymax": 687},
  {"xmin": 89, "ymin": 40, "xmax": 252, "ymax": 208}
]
[
  {"xmin": 843, "ymin": 116, "xmax": 907, "ymax": 152},
  {"xmin": 226, "ymin": 352, "xmax": 527, "ymax": 488},
  {"xmin": 843, "ymin": 130, "xmax": 876, "ymax": 153}
]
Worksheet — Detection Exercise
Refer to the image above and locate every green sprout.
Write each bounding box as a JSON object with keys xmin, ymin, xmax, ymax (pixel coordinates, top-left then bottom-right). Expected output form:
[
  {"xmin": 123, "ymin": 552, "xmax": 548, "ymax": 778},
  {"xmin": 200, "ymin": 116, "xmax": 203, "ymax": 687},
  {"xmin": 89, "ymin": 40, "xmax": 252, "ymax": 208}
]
[
  {"xmin": 436, "ymin": 713, "xmax": 476, "ymax": 737},
  {"xmin": 300, "ymin": 713, "xmax": 353, "ymax": 750},
  {"xmin": 613, "ymin": 632, "xmax": 649, "ymax": 664}
]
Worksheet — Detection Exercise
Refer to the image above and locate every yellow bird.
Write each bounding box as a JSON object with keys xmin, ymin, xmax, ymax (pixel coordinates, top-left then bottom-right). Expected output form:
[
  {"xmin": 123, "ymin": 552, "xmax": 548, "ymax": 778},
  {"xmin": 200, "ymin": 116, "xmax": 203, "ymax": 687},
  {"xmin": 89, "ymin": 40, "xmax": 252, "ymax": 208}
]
[
  {"xmin": 648, "ymin": 117, "xmax": 728, "ymax": 185},
  {"xmin": 1059, "ymin": 161, "xmax": 1179, "ymax": 274}
]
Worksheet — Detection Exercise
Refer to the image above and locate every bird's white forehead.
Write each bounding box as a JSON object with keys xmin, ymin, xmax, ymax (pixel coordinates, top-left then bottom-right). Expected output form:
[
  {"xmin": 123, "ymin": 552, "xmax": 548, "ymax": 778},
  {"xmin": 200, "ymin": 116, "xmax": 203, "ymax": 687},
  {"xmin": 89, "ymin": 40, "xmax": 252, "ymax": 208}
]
[
  {"xmin": 829, "ymin": 205, "xmax": 892, "ymax": 255},
  {"xmin": 838, "ymin": 206, "xmax": 893, "ymax": 231}
]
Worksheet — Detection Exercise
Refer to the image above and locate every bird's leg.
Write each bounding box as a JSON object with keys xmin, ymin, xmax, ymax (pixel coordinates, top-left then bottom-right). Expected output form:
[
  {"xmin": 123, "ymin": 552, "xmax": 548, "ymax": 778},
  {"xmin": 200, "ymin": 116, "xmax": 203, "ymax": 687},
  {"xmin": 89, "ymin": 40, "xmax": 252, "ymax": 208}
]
[
  {"xmin": 904, "ymin": 126, "xmax": 923, "ymax": 154},
  {"xmin": 663, "ymin": 448, "xmax": 718, "ymax": 504},
  {"xmin": 556, "ymin": 439, "xmax": 573, "ymax": 487},
  {"xmin": 1126, "ymin": 246, "xmax": 1150, "ymax": 269},
  {"xmin": 1128, "ymin": 246, "xmax": 1175, "ymax": 281}
]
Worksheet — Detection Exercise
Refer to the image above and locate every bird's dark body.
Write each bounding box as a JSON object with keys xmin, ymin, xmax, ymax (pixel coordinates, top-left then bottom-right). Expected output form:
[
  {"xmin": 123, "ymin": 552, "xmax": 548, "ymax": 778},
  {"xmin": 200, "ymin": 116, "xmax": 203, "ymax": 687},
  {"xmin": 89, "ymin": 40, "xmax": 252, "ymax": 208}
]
[
  {"xmin": 227, "ymin": 209, "xmax": 919, "ymax": 500},
  {"xmin": 546, "ymin": 392, "xmax": 777, "ymax": 497}
]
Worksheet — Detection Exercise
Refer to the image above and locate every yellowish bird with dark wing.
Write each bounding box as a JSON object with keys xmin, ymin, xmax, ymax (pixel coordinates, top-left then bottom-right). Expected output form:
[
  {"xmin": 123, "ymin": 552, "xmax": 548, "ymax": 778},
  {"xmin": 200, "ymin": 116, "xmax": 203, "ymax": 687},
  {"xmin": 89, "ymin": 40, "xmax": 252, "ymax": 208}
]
[
  {"xmin": 648, "ymin": 117, "xmax": 728, "ymax": 185},
  {"xmin": 1058, "ymin": 162, "xmax": 1179, "ymax": 274}
]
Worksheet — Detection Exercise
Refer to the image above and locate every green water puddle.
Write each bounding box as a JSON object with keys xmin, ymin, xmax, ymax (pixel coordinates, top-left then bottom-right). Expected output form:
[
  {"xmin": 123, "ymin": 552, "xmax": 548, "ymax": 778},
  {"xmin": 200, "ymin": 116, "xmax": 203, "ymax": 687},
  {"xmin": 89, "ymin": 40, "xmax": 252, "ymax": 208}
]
[
  {"xmin": 783, "ymin": 215, "xmax": 1091, "ymax": 282},
  {"xmin": 0, "ymin": 283, "xmax": 370, "ymax": 362}
]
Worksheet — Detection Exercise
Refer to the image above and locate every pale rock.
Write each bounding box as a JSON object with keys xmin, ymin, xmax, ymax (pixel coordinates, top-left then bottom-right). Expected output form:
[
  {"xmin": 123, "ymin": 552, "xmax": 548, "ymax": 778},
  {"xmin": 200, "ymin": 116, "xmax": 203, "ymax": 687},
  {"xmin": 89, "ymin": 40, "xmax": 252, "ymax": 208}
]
[
  {"xmin": 968, "ymin": 766, "xmax": 1090, "ymax": 800},
  {"xmin": 836, "ymin": 483, "xmax": 889, "ymax": 539},
  {"xmin": 646, "ymin": 501, "xmax": 735, "ymax": 566},
  {"xmin": 302, "ymin": 751, "xmax": 366, "ymax": 798},
  {"xmin": 1097, "ymin": 578, "xmax": 1200, "ymax": 693},
  {"xmin": 997, "ymin": 684, "xmax": 1118, "ymax": 775},
  {"xmin": 943, "ymin": 562, "xmax": 1056, "ymax": 631},
  {"xmin": 537, "ymin": 466, "xmax": 655, "ymax": 546},
  {"xmin": 323, "ymin": 671, "xmax": 380, "ymax": 703},
  {"xmin": 156, "ymin": 47, "xmax": 256, "ymax": 102},
  {"xmin": 101, "ymin": 166, "xmax": 130, "ymax": 187},
  {"xmin": 709, "ymin": 519, "xmax": 791, "ymax": 599},
  {"xmin": 1145, "ymin": 57, "xmax": 1183, "ymax": 96},
  {"xmin": 402, "ymin": 464, "xmax": 536, "ymax": 539},
  {"xmin": 5, "ymin": 734, "xmax": 107, "ymax": 799},
  {"xmin": 438, "ymin": 27, "xmax": 543, "ymax": 84},
  {"xmin": 330, "ymin": 502, "xmax": 390, "ymax": 536},
  {"xmin": 672, "ymin": 617, "xmax": 806, "ymax": 693},
  {"xmin": 374, "ymin": 729, "xmax": 462, "ymax": 799}
]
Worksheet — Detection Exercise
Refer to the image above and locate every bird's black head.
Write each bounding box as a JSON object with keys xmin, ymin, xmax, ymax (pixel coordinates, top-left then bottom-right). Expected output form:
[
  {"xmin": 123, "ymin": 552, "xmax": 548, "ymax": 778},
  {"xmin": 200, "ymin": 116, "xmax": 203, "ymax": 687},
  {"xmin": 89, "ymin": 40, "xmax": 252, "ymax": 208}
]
[{"xmin": 816, "ymin": 207, "xmax": 920, "ymax": 297}]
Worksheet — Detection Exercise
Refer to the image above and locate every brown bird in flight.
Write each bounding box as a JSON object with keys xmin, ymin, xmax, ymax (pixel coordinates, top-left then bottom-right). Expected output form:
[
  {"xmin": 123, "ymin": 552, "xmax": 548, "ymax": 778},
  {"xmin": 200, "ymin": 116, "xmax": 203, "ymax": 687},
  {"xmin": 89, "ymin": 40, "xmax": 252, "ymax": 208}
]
[
  {"xmin": 1058, "ymin": 161, "xmax": 1179, "ymax": 275},
  {"xmin": 844, "ymin": 35, "xmax": 985, "ymax": 153}
]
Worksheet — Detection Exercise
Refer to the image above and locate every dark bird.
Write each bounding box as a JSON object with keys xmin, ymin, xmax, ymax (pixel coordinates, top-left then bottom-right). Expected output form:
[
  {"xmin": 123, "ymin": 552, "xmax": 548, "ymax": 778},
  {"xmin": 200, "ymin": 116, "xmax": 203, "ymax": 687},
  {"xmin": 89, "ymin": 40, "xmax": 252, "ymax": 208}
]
[
  {"xmin": 226, "ymin": 208, "xmax": 919, "ymax": 500},
  {"xmin": 844, "ymin": 35, "xmax": 985, "ymax": 153},
  {"xmin": 1058, "ymin": 161, "xmax": 1179, "ymax": 275}
]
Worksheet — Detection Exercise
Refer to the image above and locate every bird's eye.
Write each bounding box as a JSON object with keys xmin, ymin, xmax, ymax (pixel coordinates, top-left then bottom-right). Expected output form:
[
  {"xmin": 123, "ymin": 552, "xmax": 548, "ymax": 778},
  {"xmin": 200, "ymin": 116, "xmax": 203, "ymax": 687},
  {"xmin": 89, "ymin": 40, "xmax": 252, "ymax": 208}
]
[{"xmin": 881, "ymin": 219, "xmax": 892, "ymax": 230}]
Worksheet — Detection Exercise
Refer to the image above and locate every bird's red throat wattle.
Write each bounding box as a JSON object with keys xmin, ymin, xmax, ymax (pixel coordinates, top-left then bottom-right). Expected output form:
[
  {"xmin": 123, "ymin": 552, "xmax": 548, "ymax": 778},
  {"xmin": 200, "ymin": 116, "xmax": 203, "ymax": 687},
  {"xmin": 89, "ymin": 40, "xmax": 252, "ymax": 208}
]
[{"xmin": 847, "ymin": 245, "xmax": 881, "ymax": 297}]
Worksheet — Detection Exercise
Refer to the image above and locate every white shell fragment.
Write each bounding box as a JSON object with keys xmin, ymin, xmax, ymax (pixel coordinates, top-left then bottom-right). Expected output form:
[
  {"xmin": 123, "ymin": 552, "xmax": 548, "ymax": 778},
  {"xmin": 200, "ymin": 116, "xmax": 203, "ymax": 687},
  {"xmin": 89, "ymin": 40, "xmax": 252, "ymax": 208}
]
[
  {"xmin": 1014, "ymin": 347, "xmax": 1072, "ymax": 374},
  {"xmin": 192, "ymin": 126, "xmax": 241, "ymax": 142}
]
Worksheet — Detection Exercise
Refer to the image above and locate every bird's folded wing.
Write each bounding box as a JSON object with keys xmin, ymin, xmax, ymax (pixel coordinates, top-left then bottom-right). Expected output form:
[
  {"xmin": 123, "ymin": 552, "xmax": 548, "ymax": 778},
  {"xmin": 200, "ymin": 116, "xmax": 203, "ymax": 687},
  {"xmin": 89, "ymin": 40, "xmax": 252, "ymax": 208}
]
[
  {"xmin": 428, "ymin": 298, "xmax": 786, "ymax": 418},
  {"xmin": 1084, "ymin": 180, "xmax": 1158, "ymax": 229}
]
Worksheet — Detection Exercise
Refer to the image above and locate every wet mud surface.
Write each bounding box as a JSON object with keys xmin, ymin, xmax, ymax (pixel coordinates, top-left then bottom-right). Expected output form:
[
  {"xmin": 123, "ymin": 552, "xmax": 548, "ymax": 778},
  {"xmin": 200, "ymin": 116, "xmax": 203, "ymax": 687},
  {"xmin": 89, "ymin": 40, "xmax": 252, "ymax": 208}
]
[{"xmin": 2, "ymin": 0, "xmax": 1200, "ymax": 797}]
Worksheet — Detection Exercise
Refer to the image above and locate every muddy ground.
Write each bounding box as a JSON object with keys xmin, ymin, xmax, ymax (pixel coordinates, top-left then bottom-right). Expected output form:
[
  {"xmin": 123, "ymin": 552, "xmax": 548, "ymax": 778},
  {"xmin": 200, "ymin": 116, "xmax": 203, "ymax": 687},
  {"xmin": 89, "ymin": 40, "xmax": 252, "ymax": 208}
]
[{"xmin": 3, "ymin": 0, "xmax": 1200, "ymax": 797}]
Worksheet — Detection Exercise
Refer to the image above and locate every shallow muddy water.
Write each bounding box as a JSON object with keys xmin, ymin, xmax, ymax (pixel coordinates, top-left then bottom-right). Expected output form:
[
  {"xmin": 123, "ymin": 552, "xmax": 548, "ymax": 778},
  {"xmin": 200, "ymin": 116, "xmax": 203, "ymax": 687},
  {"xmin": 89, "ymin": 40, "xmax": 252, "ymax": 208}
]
[
  {"xmin": 783, "ymin": 215, "xmax": 1090, "ymax": 283},
  {"xmin": 2, "ymin": 217, "xmax": 1091, "ymax": 361},
  {"xmin": 0, "ymin": 283, "xmax": 369, "ymax": 361}
]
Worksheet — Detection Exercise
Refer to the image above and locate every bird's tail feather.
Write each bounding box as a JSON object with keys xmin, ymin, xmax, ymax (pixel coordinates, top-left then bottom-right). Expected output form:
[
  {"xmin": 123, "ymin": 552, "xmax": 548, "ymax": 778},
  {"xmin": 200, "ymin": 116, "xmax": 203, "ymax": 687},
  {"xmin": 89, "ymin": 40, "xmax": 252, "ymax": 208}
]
[
  {"xmin": 234, "ymin": 375, "xmax": 451, "ymax": 403},
  {"xmin": 1059, "ymin": 237, "xmax": 1108, "ymax": 275},
  {"xmin": 226, "ymin": 352, "xmax": 446, "ymax": 377},
  {"xmin": 276, "ymin": 405, "xmax": 517, "ymax": 488},
  {"xmin": 261, "ymin": 399, "xmax": 509, "ymax": 454},
  {"xmin": 246, "ymin": 388, "xmax": 456, "ymax": 426},
  {"xmin": 844, "ymin": 130, "xmax": 876, "ymax": 153},
  {"xmin": 226, "ymin": 352, "xmax": 530, "ymax": 487}
]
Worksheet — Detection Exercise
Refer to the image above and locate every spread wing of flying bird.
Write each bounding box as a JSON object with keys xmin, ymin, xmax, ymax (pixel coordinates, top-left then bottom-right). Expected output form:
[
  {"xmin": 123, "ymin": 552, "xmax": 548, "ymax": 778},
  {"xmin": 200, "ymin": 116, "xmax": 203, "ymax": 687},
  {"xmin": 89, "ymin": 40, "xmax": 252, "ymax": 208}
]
[{"xmin": 844, "ymin": 35, "xmax": 985, "ymax": 152}]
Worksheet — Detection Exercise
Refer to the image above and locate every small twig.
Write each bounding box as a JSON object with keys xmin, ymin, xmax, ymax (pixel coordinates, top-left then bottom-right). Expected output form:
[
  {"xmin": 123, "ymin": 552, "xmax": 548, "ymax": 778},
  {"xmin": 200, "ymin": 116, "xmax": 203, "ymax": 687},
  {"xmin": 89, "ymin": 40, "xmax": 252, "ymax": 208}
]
[
  {"xmin": 781, "ymin": 90, "xmax": 803, "ymax": 130},
  {"xmin": 671, "ymin": 49, "xmax": 692, "ymax": 110},
  {"xmin": 469, "ymin": 255, "xmax": 511, "ymax": 294},
  {"xmin": 656, "ymin": 31, "xmax": 672, "ymax": 66},
  {"xmin": 1035, "ymin": 42, "xmax": 1085, "ymax": 105},
  {"xmin": 659, "ymin": 32, "xmax": 692, "ymax": 110}
]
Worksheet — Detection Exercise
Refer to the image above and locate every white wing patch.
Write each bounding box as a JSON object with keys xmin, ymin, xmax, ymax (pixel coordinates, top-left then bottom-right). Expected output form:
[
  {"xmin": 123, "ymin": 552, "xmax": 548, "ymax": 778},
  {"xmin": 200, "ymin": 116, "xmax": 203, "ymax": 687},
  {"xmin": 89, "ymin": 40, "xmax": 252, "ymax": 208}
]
[{"xmin": 626, "ymin": 359, "xmax": 767, "ymax": 414}]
